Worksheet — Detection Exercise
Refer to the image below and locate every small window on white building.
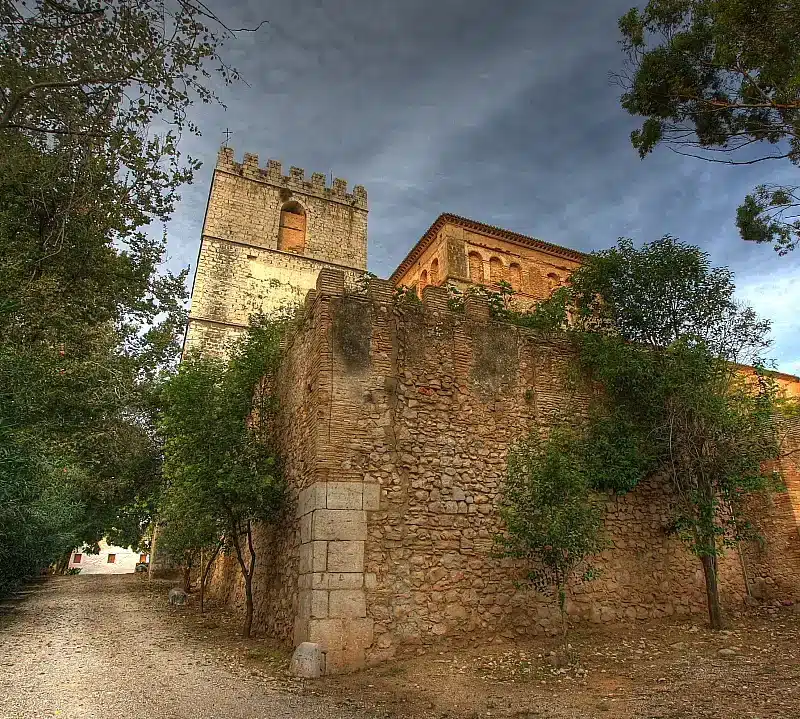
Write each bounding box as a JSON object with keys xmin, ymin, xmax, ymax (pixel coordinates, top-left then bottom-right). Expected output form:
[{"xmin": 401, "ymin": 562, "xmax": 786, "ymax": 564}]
[
  {"xmin": 107, "ymin": 554, "xmax": 116, "ymax": 564},
  {"xmin": 73, "ymin": 554, "xmax": 82, "ymax": 564}
]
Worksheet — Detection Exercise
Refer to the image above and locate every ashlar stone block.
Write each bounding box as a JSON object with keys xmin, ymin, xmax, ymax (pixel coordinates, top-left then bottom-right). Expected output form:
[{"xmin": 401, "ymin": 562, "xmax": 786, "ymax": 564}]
[
  {"xmin": 312, "ymin": 509, "xmax": 366, "ymax": 541},
  {"xmin": 311, "ymin": 572, "xmax": 364, "ymax": 590},
  {"xmin": 311, "ymin": 590, "xmax": 329, "ymax": 618},
  {"xmin": 308, "ymin": 617, "xmax": 374, "ymax": 674},
  {"xmin": 329, "ymin": 589, "xmax": 367, "ymax": 618},
  {"xmin": 297, "ymin": 483, "xmax": 327, "ymax": 517},
  {"xmin": 327, "ymin": 541, "xmax": 364, "ymax": 573},
  {"xmin": 289, "ymin": 642, "xmax": 326, "ymax": 679},
  {"xmin": 300, "ymin": 541, "xmax": 328, "ymax": 574},
  {"xmin": 300, "ymin": 513, "xmax": 313, "ymax": 544},
  {"xmin": 363, "ymin": 483, "xmax": 381, "ymax": 512},
  {"xmin": 327, "ymin": 482, "xmax": 363, "ymax": 510}
]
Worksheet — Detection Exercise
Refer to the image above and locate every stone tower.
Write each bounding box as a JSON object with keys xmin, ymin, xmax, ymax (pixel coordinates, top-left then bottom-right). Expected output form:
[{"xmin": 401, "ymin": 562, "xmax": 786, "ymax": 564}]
[{"xmin": 185, "ymin": 147, "xmax": 368, "ymax": 355}]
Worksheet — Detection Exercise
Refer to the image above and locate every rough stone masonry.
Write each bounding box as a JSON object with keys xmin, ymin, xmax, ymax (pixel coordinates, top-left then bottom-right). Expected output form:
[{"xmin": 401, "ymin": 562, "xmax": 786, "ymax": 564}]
[{"xmin": 206, "ymin": 268, "xmax": 800, "ymax": 674}]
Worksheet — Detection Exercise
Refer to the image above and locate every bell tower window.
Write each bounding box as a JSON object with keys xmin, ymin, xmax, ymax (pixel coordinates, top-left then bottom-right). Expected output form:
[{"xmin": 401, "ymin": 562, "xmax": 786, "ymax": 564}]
[{"xmin": 278, "ymin": 201, "xmax": 306, "ymax": 254}]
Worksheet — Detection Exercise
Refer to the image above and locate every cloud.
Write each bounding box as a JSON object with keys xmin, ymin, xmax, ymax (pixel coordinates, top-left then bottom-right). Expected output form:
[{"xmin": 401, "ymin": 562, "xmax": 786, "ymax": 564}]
[
  {"xmin": 736, "ymin": 263, "xmax": 800, "ymax": 375},
  {"xmin": 163, "ymin": 0, "xmax": 800, "ymax": 374}
]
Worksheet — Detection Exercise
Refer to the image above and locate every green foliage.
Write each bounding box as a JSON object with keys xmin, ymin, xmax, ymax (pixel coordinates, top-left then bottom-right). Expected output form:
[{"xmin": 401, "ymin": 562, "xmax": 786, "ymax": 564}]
[
  {"xmin": 616, "ymin": 0, "xmax": 800, "ymax": 254},
  {"xmin": 498, "ymin": 425, "xmax": 605, "ymax": 638},
  {"xmin": 580, "ymin": 410, "xmax": 655, "ymax": 495},
  {"xmin": 159, "ymin": 314, "xmax": 287, "ymax": 635},
  {"xmin": 160, "ymin": 317, "xmax": 286, "ymax": 527},
  {"xmin": 499, "ymin": 236, "xmax": 788, "ymax": 628},
  {"xmin": 352, "ymin": 271, "xmax": 378, "ymax": 296},
  {"xmin": 0, "ymin": 1, "xmax": 254, "ymax": 592},
  {"xmin": 0, "ymin": 434, "xmax": 83, "ymax": 594},
  {"xmin": 393, "ymin": 284, "xmax": 423, "ymax": 308},
  {"xmin": 570, "ymin": 237, "xmax": 782, "ymax": 626},
  {"xmin": 471, "ymin": 281, "xmax": 570, "ymax": 332},
  {"xmin": 446, "ymin": 283, "xmax": 465, "ymax": 312}
]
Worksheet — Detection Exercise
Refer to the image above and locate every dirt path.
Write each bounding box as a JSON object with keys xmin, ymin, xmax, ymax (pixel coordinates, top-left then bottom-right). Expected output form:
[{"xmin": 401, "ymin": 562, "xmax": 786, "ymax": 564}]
[{"xmin": 0, "ymin": 574, "xmax": 369, "ymax": 719}]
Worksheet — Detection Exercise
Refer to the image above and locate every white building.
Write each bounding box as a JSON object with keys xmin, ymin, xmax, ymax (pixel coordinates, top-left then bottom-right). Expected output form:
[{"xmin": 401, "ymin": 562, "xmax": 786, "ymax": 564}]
[{"xmin": 68, "ymin": 539, "xmax": 148, "ymax": 575}]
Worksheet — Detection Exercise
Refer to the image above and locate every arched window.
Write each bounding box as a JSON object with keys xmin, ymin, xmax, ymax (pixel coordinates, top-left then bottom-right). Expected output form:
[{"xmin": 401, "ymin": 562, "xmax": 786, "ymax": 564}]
[
  {"xmin": 278, "ymin": 201, "xmax": 306, "ymax": 254},
  {"xmin": 509, "ymin": 263, "xmax": 522, "ymax": 291},
  {"xmin": 468, "ymin": 252, "xmax": 483, "ymax": 284},
  {"xmin": 430, "ymin": 258, "xmax": 439, "ymax": 286},
  {"xmin": 489, "ymin": 256, "xmax": 504, "ymax": 284},
  {"xmin": 419, "ymin": 269, "xmax": 428, "ymax": 295},
  {"xmin": 546, "ymin": 272, "xmax": 561, "ymax": 293}
]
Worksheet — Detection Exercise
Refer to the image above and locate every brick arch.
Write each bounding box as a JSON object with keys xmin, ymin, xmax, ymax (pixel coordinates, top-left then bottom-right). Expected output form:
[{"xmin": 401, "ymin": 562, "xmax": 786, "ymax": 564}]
[
  {"xmin": 509, "ymin": 262, "xmax": 522, "ymax": 291},
  {"xmin": 489, "ymin": 256, "xmax": 504, "ymax": 284},
  {"xmin": 278, "ymin": 201, "xmax": 307, "ymax": 254},
  {"xmin": 430, "ymin": 258, "xmax": 439, "ymax": 286},
  {"xmin": 419, "ymin": 269, "xmax": 428, "ymax": 294},
  {"xmin": 468, "ymin": 252, "xmax": 483, "ymax": 284}
]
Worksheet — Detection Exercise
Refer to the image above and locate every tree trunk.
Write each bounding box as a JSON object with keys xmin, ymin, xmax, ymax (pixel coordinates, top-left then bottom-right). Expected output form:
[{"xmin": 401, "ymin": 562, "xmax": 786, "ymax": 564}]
[
  {"xmin": 228, "ymin": 516, "xmax": 257, "ymax": 639},
  {"xmin": 182, "ymin": 561, "xmax": 191, "ymax": 594},
  {"xmin": 54, "ymin": 550, "xmax": 71, "ymax": 575},
  {"xmin": 148, "ymin": 522, "xmax": 159, "ymax": 581},
  {"xmin": 199, "ymin": 543, "xmax": 222, "ymax": 615},
  {"xmin": 243, "ymin": 571, "xmax": 254, "ymax": 639},
  {"xmin": 243, "ymin": 521, "xmax": 256, "ymax": 639},
  {"xmin": 700, "ymin": 552, "xmax": 724, "ymax": 630},
  {"xmin": 557, "ymin": 583, "xmax": 568, "ymax": 648}
]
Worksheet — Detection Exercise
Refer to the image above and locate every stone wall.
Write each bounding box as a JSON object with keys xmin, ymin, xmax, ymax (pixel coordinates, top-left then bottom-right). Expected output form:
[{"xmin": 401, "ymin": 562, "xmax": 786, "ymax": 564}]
[{"xmin": 207, "ymin": 268, "xmax": 800, "ymax": 674}]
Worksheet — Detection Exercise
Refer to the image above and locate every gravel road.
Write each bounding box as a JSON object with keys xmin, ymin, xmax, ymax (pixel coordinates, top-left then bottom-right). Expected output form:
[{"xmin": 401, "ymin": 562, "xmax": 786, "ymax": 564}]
[{"xmin": 0, "ymin": 575, "xmax": 370, "ymax": 719}]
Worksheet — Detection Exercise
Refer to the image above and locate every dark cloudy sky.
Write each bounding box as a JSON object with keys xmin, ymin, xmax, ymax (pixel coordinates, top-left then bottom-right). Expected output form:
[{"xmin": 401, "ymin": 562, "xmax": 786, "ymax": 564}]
[{"xmin": 166, "ymin": 0, "xmax": 800, "ymax": 374}]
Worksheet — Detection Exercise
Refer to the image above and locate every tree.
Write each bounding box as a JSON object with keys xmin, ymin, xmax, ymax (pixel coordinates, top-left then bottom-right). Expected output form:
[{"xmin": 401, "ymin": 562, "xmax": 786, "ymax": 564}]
[
  {"xmin": 498, "ymin": 425, "xmax": 605, "ymax": 645},
  {"xmin": 616, "ymin": 0, "xmax": 800, "ymax": 254},
  {"xmin": 0, "ymin": 1, "xmax": 262, "ymax": 592},
  {"xmin": 159, "ymin": 317, "xmax": 287, "ymax": 637},
  {"xmin": 549, "ymin": 236, "xmax": 787, "ymax": 629},
  {"xmin": 157, "ymin": 485, "xmax": 224, "ymax": 612}
]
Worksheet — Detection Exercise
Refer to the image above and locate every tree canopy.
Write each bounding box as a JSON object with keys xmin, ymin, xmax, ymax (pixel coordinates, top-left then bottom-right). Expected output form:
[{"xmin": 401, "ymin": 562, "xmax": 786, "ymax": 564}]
[
  {"xmin": 0, "ymin": 0, "xmax": 260, "ymax": 593},
  {"xmin": 616, "ymin": 0, "xmax": 800, "ymax": 254},
  {"xmin": 158, "ymin": 316, "xmax": 288, "ymax": 636},
  {"xmin": 505, "ymin": 236, "xmax": 790, "ymax": 629}
]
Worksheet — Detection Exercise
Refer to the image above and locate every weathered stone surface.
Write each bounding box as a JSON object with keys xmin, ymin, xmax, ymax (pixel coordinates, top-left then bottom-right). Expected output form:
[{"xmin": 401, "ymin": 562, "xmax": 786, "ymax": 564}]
[
  {"xmin": 185, "ymin": 148, "xmax": 368, "ymax": 354},
  {"xmin": 289, "ymin": 642, "xmax": 326, "ymax": 678},
  {"xmin": 363, "ymin": 483, "xmax": 381, "ymax": 512},
  {"xmin": 327, "ymin": 541, "xmax": 365, "ymax": 573},
  {"xmin": 203, "ymin": 219, "xmax": 800, "ymax": 677},
  {"xmin": 168, "ymin": 588, "xmax": 187, "ymax": 606},
  {"xmin": 326, "ymin": 482, "xmax": 363, "ymax": 510},
  {"xmin": 312, "ymin": 572, "xmax": 364, "ymax": 590},
  {"xmin": 312, "ymin": 510, "xmax": 367, "ymax": 541},
  {"xmin": 329, "ymin": 589, "xmax": 367, "ymax": 618},
  {"xmin": 311, "ymin": 590, "xmax": 328, "ymax": 619}
]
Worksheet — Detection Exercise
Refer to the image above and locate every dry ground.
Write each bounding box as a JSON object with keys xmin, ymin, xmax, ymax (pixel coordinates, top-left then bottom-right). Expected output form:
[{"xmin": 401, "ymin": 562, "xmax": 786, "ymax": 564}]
[
  {"xmin": 0, "ymin": 574, "xmax": 368, "ymax": 719},
  {"xmin": 321, "ymin": 607, "xmax": 800, "ymax": 718},
  {"xmin": 2, "ymin": 575, "xmax": 799, "ymax": 719}
]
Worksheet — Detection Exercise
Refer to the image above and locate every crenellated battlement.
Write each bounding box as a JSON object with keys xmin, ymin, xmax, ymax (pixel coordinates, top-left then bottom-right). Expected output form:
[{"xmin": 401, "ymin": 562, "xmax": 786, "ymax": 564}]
[
  {"xmin": 307, "ymin": 268, "xmax": 503, "ymax": 323},
  {"xmin": 216, "ymin": 146, "xmax": 368, "ymax": 210}
]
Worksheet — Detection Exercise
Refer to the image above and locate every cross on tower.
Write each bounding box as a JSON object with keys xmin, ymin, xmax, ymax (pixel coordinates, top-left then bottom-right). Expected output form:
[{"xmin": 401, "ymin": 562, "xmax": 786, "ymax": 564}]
[{"xmin": 222, "ymin": 128, "xmax": 233, "ymax": 146}]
